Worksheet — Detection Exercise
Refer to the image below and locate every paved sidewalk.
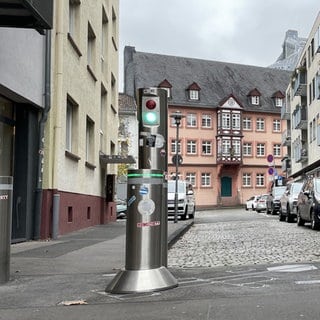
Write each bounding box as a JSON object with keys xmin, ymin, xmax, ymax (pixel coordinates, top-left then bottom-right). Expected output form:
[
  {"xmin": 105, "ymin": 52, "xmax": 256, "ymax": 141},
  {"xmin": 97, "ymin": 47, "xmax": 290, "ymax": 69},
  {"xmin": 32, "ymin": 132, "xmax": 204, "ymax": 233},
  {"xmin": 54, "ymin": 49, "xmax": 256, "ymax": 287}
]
[{"xmin": 0, "ymin": 219, "xmax": 193, "ymax": 319}]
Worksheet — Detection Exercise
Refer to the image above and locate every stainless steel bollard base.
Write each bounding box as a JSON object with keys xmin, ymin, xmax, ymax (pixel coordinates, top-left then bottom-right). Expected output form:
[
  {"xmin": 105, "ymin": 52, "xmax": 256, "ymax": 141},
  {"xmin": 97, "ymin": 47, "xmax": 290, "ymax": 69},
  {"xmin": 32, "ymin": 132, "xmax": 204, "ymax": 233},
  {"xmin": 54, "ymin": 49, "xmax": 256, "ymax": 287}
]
[{"xmin": 106, "ymin": 266, "xmax": 178, "ymax": 294}]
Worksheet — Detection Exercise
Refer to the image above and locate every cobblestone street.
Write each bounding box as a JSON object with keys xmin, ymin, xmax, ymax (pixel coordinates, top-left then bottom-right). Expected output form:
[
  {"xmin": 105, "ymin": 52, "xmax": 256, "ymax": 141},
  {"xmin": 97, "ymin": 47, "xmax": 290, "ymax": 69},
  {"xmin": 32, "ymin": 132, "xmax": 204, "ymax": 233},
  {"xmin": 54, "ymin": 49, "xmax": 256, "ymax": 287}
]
[{"xmin": 168, "ymin": 208, "xmax": 320, "ymax": 268}]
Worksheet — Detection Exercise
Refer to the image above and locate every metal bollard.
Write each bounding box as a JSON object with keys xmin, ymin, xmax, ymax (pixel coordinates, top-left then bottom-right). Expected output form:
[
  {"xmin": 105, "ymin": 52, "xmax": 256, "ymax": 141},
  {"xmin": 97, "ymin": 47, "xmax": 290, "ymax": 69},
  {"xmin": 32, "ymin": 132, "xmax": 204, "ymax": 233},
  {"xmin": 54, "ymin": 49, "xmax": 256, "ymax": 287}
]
[
  {"xmin": 0, "ymin": 176, "xmax": 13, "ymax": 284},
  {"xmin": 106, "ymin": 169, "xmax": 177, "ymax": 293}
]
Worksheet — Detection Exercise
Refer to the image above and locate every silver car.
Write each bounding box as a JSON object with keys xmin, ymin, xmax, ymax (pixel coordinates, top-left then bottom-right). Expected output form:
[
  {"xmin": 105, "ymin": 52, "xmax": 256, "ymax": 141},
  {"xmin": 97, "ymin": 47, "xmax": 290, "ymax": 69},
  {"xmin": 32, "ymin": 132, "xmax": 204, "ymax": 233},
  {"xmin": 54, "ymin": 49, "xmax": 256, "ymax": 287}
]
[{"xmin": 279, "ymin": 181, "xmax": 303, "ymax": 222}]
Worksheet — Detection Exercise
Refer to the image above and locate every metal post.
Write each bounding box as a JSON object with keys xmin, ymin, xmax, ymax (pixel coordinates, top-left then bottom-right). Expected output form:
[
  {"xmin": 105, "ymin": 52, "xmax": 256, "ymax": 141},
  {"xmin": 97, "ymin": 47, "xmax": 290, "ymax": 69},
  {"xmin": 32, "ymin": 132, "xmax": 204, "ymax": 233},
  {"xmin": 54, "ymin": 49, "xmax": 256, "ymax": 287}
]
[
  {"xmin": 170, "ymin": 111, "xmax": 185, "ymax": 224},
  {"xmin": 52, "ymin": 193, "xmax": 60, "ymax": 240},
  {"xmin": 0, "ymin": 176, "xmax": 13, "ymax": 284},
  {"xmin": 106, "ymin": 169, "xmax": 178, "ymax": 293},
  {"xmin": 174, "ymin": 122, "xmax": 180, "ymax": 223}
]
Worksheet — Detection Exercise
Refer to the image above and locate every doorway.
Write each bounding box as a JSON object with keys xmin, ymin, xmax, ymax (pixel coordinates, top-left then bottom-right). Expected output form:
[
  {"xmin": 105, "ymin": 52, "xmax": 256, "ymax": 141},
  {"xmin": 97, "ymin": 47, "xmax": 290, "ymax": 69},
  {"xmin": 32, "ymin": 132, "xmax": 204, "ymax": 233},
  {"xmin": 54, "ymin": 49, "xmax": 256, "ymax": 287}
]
[{"xmin": 221, "ymin": 176, "xmax": 232, "ymax": 197}]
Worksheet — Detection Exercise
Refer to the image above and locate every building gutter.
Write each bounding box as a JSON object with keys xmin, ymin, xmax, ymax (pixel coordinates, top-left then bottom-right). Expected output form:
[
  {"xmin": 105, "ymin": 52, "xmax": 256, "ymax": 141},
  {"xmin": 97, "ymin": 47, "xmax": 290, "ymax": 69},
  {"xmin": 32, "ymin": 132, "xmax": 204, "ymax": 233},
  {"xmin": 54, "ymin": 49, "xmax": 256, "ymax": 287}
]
[{"xmin": 34, "ymin": 29, "xmax": 51, "ymax": 239}]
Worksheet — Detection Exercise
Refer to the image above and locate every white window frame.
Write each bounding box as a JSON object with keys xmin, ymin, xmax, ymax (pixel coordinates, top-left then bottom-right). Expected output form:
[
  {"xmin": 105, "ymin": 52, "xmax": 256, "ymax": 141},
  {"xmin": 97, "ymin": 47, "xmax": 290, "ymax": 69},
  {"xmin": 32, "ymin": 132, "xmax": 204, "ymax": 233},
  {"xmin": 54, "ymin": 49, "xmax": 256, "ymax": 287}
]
[
  {"xmin": 256, "ymin": 118, "xmax": 265, "ymax": 131},
  {"xmin": 222, "ymin": 113, "xmax": 230, "ymax": 129},
  {"xmin": 243, "ymin": 117, "xmax": 252, "ymax": 130},
  {"xmin": 187, "ymin": 113, "xmax": 197, "ymax": 127},
  {"xmin": 66, "ymin": 96, "xmax": 78, "ymax": 153},
  {"xmin": 171, "ymin": 139, "xmax": 181, "ymax": 154},
  {"xmin": 232, "ymin": 113, "xmax": 241, "ymax": 130},
  {"xmin": 273, "ymin": 119, "xmax": 281, "ymax": 132},
  {"xmin": 275, "ymin": 98, "xmax": 283, "ymax": 107},
  {"xmin": 251, "ymin": 96, "xmax": 260, "ymax": 105},
  {"xmin": 186, "ymin": 172, "xmax": 196, "ymax": 186},
  {"xmin": 187, "ymin": 140, "xmax": 197, "ymax": 154},
  {"xmin": 201, "ymin": 173, "xmax": 211, "ymax": 187},
  {"xmin": 233, "ymin": 140, "xmax": 241, "ymax": 155},
  {"xmin": 273, "ymin": 144, "xmax": 281, "ymax": 157},
  {"xmin": 256, "ymin": 173, "xmax": 265, "ymax": 187},
  {"xmin": 256, "ymin": 143, "xmax": 265, "ymax": 156},
  {"xmin": 242, "ymin": 173, "xmax": 251, "ymax": 187},
  {"xmin": 87, "ymin": 23, "xmax": 96, "ymax": 68},
  {"xmin": 202, "ymin": 141, "xmax": 212, "ymax": 155},
  {"xmin": 86, "ymin": 116, "xmax": 95, "ymax": 163},
  {"xmin": 243, "ymin": 143, "xmax": 252, "ymax": 156},
  {"xmin": 189, "ymin": 90, "xmax": 199, "ymax": 100},
  {"xmin": 201, "ymin": 114, "xmax": 212, "ymax": 128}
]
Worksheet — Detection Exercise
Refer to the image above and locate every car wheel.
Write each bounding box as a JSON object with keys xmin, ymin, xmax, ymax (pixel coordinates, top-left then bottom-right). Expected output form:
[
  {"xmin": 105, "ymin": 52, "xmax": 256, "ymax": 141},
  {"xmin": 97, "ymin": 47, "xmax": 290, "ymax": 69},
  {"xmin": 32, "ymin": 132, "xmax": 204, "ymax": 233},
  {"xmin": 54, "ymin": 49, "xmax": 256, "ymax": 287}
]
[
  {"xmin": 311, "ymin": 210, "xmax": 320, "ymax": 230},
  {"xmin": 297, "ymin": 210, "xmax": 305, "ymax": 226},
  {"xmin": 279, "ymin": 208, "xmax": 285, "ymax": 221},
  {"xmin": 286, "ymin": 206, "xmax": 294, "ymax": 223},
  {"xmin": 189, "ymin": 206, "xmax": 195, "ymax": 219},
  {"xmin": 181, "ymin": 207, "xmax": 188, "ymax": 220}
]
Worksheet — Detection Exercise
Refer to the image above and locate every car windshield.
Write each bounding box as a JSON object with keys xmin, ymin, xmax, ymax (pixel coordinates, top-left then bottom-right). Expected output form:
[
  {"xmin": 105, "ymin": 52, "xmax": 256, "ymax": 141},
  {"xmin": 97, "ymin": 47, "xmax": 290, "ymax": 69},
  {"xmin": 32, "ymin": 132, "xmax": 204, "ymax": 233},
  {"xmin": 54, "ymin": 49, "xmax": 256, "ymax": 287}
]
[
  {"xmin": 168, "ymin": 181, "xmax": 185, "ymax": 193},
  {"xmin": 292, "ymin": 182, "xmax": 303, "ymax": 194},
  {"xmin": 315, "ymin": 179, "xmax": 320, "ymax": 193},
  {"xmin": 274, "ymin": 187, "xmax": 286, "ymax": 196}
]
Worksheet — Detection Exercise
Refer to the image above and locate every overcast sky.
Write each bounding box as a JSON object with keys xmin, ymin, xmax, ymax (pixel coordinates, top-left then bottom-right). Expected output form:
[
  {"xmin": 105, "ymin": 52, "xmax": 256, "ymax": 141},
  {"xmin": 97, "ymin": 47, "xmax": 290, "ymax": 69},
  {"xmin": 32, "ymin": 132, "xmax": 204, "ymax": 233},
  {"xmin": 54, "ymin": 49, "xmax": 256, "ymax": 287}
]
[{"xmin": 119, "ymin": 0, "xmax": 319, "ymax": 91}]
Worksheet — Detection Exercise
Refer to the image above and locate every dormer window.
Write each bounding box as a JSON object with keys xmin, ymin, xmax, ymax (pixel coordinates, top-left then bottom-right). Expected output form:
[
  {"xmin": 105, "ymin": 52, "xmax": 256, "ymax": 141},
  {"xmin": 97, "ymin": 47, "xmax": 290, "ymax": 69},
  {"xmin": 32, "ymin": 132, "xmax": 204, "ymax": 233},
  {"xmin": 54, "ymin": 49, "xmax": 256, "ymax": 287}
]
[
  {"xmin": 158, "ymin": 79, "xmax": 172, "ymax": 98},
  {"xmin": 251, "ymin": 96, "xmax": 260, "ymax": 105},
  {"xmin": 272, "ymin": 91, "xmax": 285, "ymax": 107},
  {"xmin": 247, "ymin": 88, "xmax": 261, "ymax": 106},
  {"xmin": 187, "ymin": 82, "xmax": 201, "ymax": 101},
  {"xmin": 189, "ymin": 90, "xmax": 199, "ymax": 100}
]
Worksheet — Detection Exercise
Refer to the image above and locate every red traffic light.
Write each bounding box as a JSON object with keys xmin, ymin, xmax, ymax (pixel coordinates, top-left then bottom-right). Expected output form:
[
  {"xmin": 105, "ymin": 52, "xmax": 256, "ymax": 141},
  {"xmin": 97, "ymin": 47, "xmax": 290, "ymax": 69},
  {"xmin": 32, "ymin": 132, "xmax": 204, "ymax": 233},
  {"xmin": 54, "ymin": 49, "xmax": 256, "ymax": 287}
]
[{"xmin": 145, "ymin": 99, "xmax": 157, "ymax": 110}]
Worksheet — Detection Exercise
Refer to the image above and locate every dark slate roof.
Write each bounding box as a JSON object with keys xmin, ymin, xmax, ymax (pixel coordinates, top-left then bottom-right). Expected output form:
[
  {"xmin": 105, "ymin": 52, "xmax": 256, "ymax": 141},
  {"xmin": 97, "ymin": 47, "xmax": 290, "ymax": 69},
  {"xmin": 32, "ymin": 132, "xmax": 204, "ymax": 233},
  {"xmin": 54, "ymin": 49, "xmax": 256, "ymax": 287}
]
[{"xmin": 124, "ymin": 47, "xmax": 291, "ymax": 114}]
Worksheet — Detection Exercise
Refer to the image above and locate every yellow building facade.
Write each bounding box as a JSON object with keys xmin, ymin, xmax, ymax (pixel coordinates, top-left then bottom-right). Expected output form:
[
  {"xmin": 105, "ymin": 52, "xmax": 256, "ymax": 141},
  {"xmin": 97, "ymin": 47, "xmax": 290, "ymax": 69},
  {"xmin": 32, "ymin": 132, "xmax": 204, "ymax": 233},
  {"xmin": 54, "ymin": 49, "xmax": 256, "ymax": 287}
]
[{"xmin": 41, "ymin": 0, "xmax": 119, "ymax": 238}]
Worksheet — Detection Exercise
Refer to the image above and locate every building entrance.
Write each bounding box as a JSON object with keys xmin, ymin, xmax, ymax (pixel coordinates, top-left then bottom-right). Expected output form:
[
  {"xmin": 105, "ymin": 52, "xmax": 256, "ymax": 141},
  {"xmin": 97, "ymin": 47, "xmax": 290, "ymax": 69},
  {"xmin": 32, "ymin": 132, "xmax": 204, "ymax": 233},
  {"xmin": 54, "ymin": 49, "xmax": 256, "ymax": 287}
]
[{"xmin": 0, "ymin": 96, "xmax": 14, "ymax": 176}]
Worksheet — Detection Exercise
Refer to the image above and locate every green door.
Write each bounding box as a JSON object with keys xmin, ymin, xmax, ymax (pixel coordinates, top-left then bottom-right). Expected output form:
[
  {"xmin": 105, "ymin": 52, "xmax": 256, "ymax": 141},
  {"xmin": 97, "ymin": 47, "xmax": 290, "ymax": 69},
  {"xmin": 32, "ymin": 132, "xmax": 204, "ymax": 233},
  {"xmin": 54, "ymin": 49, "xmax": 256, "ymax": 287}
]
[{"xmin": 221, "ymin": 176, "xmax": 232, "ymax": 197}]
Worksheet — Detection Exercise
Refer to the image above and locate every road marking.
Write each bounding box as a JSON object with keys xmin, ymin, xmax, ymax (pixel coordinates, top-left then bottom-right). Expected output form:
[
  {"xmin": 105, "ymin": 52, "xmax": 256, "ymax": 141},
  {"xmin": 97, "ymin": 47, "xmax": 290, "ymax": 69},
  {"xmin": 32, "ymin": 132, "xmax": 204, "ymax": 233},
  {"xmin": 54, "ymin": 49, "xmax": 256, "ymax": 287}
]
[
  {"xmin": 295, "ymin": 280, "xmax": 320, "ymax": 285},
  {"xmin": 267, "ymin": 264, "xmax": 317, "ymax": 273}
]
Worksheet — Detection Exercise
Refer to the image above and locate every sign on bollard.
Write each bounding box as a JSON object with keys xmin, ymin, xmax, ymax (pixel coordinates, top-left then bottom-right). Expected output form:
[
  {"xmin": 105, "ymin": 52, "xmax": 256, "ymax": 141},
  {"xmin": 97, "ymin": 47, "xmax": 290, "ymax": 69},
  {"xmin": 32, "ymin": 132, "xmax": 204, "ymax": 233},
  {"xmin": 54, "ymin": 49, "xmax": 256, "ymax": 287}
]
[
  {"xmin": 0, "ymin": 176, "xmax": 13, "ymax": 284},
  {"xmin": 106, "ymin": 169, "xmax": 178, "ymax": 293}
]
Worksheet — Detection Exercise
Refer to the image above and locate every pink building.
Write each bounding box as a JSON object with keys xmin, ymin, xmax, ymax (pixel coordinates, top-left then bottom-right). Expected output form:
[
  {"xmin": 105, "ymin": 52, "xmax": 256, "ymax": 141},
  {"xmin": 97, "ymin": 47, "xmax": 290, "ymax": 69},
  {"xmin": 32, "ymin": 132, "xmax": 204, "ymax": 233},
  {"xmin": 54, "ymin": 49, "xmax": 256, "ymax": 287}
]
[{"xmin": 124, "ymin": 47, "xmax": 291, "ymax": 208}]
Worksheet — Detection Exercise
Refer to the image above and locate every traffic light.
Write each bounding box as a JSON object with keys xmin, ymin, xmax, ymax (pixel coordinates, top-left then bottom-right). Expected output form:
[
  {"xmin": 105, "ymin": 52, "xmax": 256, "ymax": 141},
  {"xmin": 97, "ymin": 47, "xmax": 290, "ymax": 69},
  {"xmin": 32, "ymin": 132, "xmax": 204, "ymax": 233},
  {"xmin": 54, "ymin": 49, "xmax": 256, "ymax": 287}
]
[{"xmin": 141, "ymin": 96, "xmax": 160, "ymax": 126}]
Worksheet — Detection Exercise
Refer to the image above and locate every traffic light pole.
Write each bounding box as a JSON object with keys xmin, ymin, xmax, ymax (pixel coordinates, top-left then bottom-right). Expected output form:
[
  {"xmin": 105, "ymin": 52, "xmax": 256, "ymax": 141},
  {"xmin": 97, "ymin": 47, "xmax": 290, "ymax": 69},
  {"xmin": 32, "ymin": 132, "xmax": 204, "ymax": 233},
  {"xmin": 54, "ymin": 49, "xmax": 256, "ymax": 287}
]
[{"xmin": 106, "ymin": 88, "xmax": 178, "ymax": 293}]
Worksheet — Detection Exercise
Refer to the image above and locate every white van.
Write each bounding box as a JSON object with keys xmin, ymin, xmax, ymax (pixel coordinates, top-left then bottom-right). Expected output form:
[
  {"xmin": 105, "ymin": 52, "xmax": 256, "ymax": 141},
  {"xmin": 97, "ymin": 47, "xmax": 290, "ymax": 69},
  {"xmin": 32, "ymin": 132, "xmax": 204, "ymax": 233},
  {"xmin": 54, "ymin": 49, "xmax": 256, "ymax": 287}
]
[{"xmin": 167, "ymin": 180, "xmax": 196, "ymax": 220}]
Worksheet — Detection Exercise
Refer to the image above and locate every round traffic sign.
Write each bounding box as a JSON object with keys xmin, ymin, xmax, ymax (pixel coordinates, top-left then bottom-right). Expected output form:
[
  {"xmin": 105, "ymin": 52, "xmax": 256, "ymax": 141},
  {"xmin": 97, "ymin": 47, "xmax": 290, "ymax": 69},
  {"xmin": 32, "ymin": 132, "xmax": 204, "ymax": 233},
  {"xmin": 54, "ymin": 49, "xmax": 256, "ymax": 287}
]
[
  {"xmin": 172, "ymin": 155, "xmax": 183, "ymax": 165},
  {"xmin": 267, "ymin": 154, "xmax": 274, "ymax": 163}
]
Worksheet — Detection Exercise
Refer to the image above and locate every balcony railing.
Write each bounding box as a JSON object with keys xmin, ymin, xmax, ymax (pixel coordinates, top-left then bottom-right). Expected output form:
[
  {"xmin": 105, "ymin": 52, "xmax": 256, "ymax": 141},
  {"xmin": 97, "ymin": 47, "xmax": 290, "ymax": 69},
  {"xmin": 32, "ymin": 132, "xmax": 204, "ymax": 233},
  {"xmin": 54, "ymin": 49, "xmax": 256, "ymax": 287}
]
[
  {"xmin": 295, "ymin": 146, "xmax": 308, "ymax": 163},
  {"xmin": 281, "ymin": 129, "xmax": 291, "ymax": 146},
  {"xmin": 217, "ymin": 153, "xmax": 242, "ymax": 164},
  {"xmin": 293, "ymin": 105, "xmax": 307, "ymax": 130},
  {"xmin": 281, "ymin": 103, "xmax": 290, "ymax": 120},
  {"xmin": 281, "ymin": 157, "xmax": 291, "ymax": 172},
  {"xmin": 293, "ymin": 70, "xmax": 307, "ymax": 96}
]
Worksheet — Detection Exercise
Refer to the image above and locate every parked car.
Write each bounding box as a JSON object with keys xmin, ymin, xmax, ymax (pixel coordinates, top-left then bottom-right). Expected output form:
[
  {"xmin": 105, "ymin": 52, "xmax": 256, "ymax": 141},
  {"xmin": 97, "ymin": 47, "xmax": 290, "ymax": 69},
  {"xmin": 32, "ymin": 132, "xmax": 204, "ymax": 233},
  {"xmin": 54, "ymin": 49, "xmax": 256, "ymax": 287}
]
[
  {"xmin": 266, "ymin": 186, "xmax": 287, "ymax": 215},
  {"xmin": 167, "ymin": 180, "xmax": 196, "ymax": 220},
  {"xmin": 116, "ymin": 199, "xmax": 127, "ymax": 219},
  {"xmin": 297, "ymin": 177, "xmax": 320, "ymax": 230},
  {"xmin": 245, "ymin": 195, "xmax": 260, "ymax": 211},
  {"xmin": 279, "ymin": 181, "xmax": 303, "ymax": 222},
  {"xmin": 255, "ymin": 194, "xmax": 268, "ymax": 213}
]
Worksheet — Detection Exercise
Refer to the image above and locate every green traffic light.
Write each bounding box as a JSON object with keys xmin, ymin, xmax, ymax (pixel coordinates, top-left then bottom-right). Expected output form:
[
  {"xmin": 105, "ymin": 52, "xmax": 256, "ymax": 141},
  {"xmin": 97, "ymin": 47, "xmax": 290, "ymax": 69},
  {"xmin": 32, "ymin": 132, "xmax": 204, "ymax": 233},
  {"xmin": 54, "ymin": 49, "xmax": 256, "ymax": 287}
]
[{"xmin": 143, "ymin": 111, "xmax": 159, "ymax": 125}]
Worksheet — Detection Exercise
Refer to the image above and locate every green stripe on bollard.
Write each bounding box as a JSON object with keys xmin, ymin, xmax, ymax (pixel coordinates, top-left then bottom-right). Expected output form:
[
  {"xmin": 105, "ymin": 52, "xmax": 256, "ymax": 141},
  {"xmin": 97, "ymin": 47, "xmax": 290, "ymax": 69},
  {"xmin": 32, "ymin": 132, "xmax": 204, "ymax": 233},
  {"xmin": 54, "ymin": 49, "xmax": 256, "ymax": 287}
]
[{"xmin": 127, "ymin": 173, "xmax": 163, "ymax": 178}]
